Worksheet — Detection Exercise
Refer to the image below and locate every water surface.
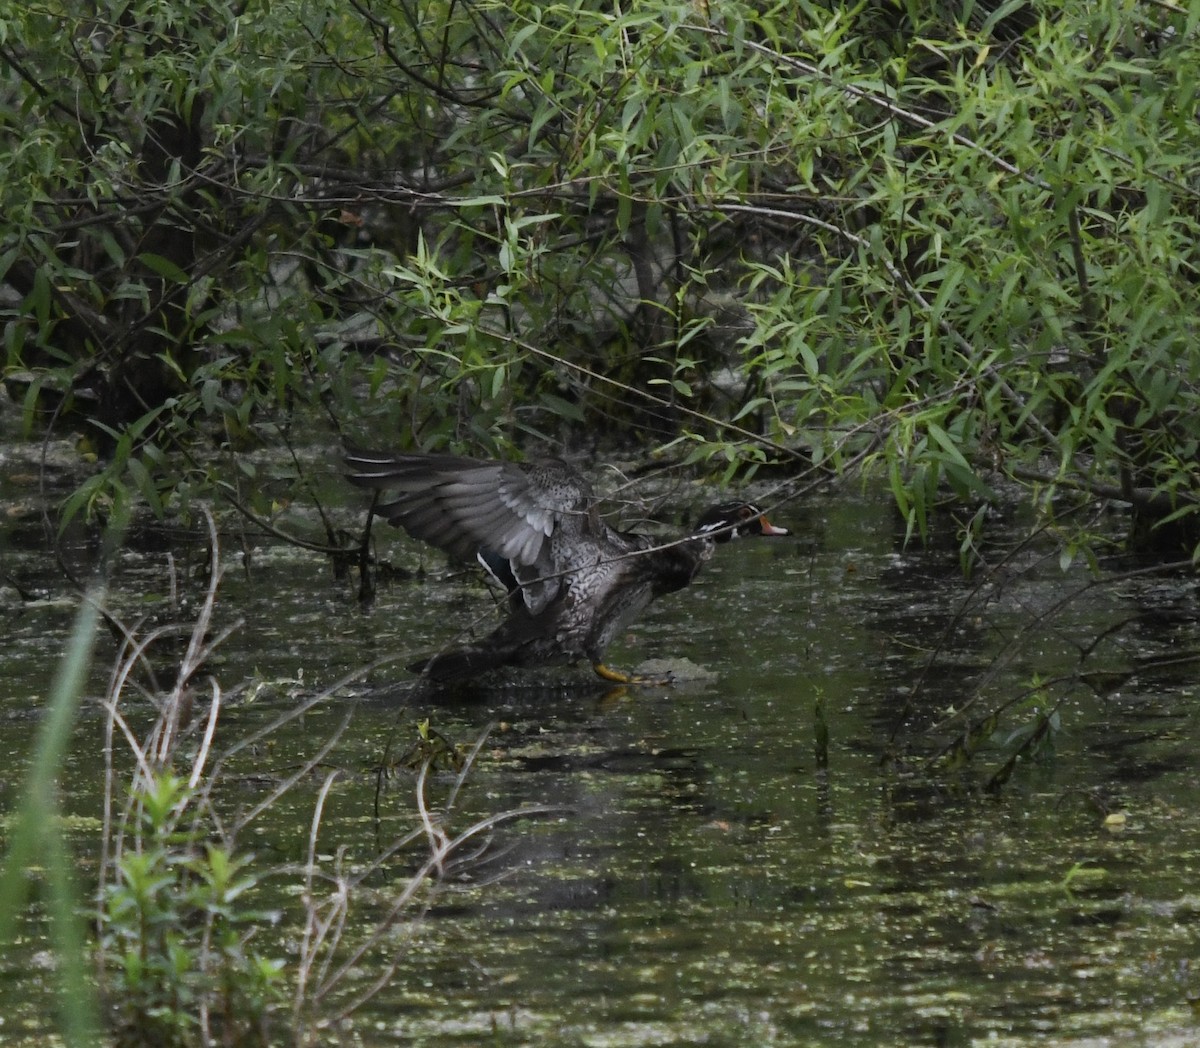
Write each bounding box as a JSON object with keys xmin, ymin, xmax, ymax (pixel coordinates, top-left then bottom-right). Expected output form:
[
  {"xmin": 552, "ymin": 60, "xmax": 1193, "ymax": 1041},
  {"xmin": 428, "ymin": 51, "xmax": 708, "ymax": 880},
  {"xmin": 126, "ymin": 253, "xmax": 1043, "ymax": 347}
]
[{"xmin": 1, "ymin": 454, "xmax": 1198, "ymax": 1046}]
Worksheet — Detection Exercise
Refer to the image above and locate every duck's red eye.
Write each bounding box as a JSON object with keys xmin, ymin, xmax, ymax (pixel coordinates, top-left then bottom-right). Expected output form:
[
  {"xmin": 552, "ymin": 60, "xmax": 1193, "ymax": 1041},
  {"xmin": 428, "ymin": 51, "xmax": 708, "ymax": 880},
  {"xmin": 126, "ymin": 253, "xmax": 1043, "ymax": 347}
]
[{"xmin": 738, "ymin": 506, "xmax": 752, "ymax": 520}]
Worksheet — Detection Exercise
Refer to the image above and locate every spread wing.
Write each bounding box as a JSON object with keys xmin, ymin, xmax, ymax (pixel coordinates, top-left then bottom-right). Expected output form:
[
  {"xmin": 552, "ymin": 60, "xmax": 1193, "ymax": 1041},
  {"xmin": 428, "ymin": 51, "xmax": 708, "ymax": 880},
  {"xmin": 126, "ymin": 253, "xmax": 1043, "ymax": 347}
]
[{"xmin": 344, "ymin": 447, "xmax": 592, "ymax": 609}]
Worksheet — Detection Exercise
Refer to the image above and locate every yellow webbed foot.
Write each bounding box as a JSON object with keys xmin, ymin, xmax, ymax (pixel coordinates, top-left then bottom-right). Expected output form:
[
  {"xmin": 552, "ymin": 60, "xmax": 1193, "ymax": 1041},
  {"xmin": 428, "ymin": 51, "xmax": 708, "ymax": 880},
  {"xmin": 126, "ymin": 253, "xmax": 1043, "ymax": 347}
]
[{"xmin": 591, "ymin": 661, "xmax": 675, "ymax": 686}]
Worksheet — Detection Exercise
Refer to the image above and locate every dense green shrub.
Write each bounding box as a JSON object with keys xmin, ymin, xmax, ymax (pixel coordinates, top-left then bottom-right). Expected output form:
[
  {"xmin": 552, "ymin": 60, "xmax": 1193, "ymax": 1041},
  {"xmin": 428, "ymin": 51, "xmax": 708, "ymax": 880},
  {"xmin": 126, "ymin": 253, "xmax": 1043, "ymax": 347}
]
[
  {"xmin": 2, "ymin": 0, "xmax": 1198, "ymax": 550},
  {"xmin": 102, "ymin": 776, "xmax": 285, "ymax": 1047}
]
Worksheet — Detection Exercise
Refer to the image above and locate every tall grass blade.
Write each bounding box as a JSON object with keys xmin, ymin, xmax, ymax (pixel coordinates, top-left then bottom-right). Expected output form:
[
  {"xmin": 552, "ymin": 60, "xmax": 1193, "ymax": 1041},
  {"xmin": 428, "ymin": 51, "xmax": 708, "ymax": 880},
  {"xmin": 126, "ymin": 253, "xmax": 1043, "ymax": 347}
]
[{"xmin": 0, "ymin": 587, "xmax": 105, "ymax": 1045}]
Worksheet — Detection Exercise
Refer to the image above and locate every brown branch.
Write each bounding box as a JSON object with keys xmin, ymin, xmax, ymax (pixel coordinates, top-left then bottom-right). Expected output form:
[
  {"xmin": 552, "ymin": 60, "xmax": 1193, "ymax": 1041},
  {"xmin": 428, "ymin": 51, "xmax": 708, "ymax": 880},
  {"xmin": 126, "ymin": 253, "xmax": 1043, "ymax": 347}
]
[{"xmin": 1008, "ymin": 462, "xmax": 1191, "ymax": 517}]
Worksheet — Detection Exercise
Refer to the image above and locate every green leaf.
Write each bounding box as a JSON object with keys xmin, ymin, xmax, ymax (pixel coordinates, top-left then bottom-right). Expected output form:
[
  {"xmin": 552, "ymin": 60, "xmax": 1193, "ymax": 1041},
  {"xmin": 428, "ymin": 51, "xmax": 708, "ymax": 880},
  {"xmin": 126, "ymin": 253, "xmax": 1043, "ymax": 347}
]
[{"xmin": 138, "ymin": 253, "xmax": 190, "ymax": 284}]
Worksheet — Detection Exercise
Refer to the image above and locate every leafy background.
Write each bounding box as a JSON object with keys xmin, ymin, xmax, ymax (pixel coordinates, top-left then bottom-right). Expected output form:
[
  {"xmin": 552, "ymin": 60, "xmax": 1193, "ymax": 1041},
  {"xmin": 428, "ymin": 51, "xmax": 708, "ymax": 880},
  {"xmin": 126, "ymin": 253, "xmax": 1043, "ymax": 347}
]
[{"xmin": 3, "ymin": 0, "xmax": 1198, "ymax": 554}]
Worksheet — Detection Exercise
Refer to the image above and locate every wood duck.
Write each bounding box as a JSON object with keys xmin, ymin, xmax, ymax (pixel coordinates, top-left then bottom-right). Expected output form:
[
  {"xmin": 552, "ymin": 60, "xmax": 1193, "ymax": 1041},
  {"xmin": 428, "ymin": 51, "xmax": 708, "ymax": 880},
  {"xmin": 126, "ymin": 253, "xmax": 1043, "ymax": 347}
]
[{"xmin": 345, "ymin": 446, "xmax": 788, "ymax": 684}]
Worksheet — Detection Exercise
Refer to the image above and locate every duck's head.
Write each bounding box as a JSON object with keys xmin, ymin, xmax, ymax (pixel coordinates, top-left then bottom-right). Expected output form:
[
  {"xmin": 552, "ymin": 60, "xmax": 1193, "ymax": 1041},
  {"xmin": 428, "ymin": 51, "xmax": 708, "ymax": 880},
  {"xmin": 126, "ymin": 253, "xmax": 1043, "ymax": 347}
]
[{"xmin": 694, "ymin": 501, "xmax": 788, "ymax": 543}]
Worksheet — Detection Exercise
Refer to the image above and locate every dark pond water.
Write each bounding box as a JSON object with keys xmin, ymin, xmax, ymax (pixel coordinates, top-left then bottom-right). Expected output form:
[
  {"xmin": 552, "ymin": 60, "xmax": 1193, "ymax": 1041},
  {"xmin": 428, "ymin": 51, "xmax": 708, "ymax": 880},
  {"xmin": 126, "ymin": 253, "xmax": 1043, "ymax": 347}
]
[{"xmin": 2, "ymin": 440, "xmax": 1200, "ymax": 1046}]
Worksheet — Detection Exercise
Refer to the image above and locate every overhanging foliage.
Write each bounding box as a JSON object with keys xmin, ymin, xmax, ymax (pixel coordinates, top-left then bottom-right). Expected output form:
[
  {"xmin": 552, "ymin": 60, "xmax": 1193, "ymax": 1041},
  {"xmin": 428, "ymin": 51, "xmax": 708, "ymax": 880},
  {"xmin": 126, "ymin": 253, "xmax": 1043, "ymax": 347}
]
[{"xmin": 1, "ymin": 0, "xmax": 1198, "ymax": 551}]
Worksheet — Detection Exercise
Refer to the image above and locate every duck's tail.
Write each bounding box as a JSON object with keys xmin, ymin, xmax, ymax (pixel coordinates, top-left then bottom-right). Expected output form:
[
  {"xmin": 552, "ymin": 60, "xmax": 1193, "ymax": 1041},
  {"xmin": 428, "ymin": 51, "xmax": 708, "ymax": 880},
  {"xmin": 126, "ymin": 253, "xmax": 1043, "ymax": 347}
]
[
  {"xmin": 408, "ymin": 643, "xmax": 516, "ymax": 682},
  {"xmin": 409, "ymin": 611, "xmax": 552, "ymax": 682}
]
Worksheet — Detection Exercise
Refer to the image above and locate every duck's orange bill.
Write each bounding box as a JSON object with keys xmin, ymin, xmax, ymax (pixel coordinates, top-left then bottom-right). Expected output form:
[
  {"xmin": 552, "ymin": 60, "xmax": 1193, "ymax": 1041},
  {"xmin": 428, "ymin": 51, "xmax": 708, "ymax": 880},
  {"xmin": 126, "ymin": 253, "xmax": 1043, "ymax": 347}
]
[{"xmin": 758, "ymin": 516, "xmax": 789, "ymax": 536}]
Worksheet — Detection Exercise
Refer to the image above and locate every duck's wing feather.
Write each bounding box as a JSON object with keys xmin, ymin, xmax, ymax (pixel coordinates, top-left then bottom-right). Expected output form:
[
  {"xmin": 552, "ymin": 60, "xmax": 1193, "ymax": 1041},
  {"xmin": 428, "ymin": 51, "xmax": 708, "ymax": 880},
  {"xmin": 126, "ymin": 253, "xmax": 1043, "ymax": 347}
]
[{"xmin": 344, "ymin": 446, "xmax": 591, "ymax": 573}]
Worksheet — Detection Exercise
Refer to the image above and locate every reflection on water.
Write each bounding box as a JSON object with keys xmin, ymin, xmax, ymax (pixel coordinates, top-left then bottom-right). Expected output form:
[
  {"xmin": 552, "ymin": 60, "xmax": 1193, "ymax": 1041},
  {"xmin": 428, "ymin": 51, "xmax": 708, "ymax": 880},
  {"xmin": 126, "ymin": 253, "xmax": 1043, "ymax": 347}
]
[{"xmin": 2, "ymin": 478, "xmax": 1200, "ymax": 1046}]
